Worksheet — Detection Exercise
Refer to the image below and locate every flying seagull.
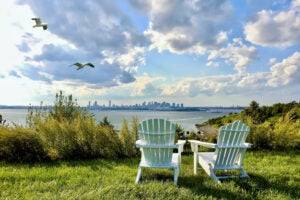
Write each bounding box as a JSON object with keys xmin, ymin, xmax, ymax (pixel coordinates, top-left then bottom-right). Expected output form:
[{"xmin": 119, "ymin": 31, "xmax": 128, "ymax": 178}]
[
  {"xmin": 32, "ymin": 18, "xmax": 48, "ymax": 30},
  {"xmin": 70, "ymin": 62, "xmax": 95, "ymax": 70}
]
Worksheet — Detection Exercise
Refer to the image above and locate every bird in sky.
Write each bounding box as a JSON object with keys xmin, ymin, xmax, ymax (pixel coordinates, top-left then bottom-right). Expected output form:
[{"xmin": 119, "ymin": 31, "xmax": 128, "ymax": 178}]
[
  {"xmin": 32, "ymin": 18, "xmax": 48, "ymax": 30},
  {"xmin": 70, "ymin": 62, "xmax": 95, "ymax": 70}
]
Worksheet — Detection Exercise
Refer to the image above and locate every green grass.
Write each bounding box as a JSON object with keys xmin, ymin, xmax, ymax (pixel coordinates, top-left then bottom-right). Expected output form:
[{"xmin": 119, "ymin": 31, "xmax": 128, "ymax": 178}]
[{"xmin": 0, "ymin": 150, "xmax": 299, "ymax": 200}]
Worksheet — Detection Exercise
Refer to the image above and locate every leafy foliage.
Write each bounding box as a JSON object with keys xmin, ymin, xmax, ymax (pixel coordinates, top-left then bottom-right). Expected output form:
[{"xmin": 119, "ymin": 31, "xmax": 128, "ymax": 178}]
[
  {"xmin": 119, "ymin": 117, "xmax": 139, "ymax": 157},
  {"xmin": 204, "ymin": 100, "xmax": 300, "ymax": 150},
  {"xmin": 99, "ymin": 116, "xmax": 114, "ymax": 128},
  {"xmin": 25, "ymin": 91, "xmax": 124, "ymax": 161},
  {"xmin": 0, "ymin": 126, "xmax": 49, "ymax": 162}
]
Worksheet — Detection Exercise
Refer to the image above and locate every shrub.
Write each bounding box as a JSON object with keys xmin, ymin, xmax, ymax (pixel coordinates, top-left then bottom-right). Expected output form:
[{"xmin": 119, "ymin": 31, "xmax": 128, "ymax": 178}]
[
  {"xmin": 119, "ymin": 118, "xmax": 139, "ymax": 157},
  {"xmin": 0, "ymin": 126, "xmax": 48, "ymax": 162},
  {"xmin": 26, "ymin": 91, "xmax": 124, "ymax": 160},
  {"xmin": 271, "ymin": 119, "xmax": 300, "ymax": 150},
  {"xmin": 247, "ymin": 123, "xmax": 272, "ymax": 150}
]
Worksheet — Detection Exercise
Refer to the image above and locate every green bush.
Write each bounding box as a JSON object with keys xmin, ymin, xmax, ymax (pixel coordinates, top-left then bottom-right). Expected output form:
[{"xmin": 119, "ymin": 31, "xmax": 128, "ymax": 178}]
[
  {"xmin": 25, "ymin": 91, "xmax": 124, "ymax": 161},
  {"xmin": 30, "ymin": 106, "xmax": 123, "ymax": 160},
  {"xmin": 119, "ymin": 117, "xmax": 139, "ymax": 157},
  {"xmin": 271, "ymin": 118, "xmax": 300, "ymax": 150},
  {"xmin": 247, "ymin": 123, "xmax": 272, "ymax": 150},
  {"xmin": 0, "ymin": 126, "xmax": 48, "ymax": 162}
]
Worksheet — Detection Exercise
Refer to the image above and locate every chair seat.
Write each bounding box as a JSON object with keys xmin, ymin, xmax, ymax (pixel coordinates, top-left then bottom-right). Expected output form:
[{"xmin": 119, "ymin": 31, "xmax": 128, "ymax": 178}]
[
  {"xmin": 189, "ymin": 120, "xmax": 251, "ymax": 183},
  {"xmin": 197, "ymin": 152, "xmax": 216, "ymax": 167},
  {"xmin": 139, "ymin": 153, "xmax": 179, "ymax": 168},
  {"xmin": 135, "ymin": 118, "xmax": 185, "ymax": 185}
]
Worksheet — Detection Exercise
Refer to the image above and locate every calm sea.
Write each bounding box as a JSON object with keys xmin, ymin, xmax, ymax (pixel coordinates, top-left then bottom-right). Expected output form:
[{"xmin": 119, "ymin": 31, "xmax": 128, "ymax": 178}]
[{"xmin": 0, "ymin": 109, "xmax": 242, "ymax": 131}]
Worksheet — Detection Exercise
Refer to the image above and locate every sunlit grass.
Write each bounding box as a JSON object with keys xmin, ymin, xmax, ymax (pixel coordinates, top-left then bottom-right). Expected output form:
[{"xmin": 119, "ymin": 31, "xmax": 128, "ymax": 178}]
[{"xmin": 0, "ymin": 150, "xmax": 299, "ymax": 200}]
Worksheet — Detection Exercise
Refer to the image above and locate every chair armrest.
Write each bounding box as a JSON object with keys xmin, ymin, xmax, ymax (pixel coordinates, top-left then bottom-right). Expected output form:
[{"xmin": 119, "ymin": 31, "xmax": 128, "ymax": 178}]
[
  {"xmin": 176, "ymin": 140, "xmax": 186, "ymax": 145},
  {"xmin": 176, "ymin": 140, "xmax": 186, "ymax": 154},
  {"xmin": 136, "ymin": 140, "xmax": 179, "ymax": 149},
  {"xmin": 188, "ymin": 140, "xmax": 216, "ymax": 148},
  {"xmin": 244, "ymin": 143, "xmax": 252, "ymax": 148},
  {"xmin": 136, "ymin": 139, "xmax": 143, "ymax": 146},
  {"xmin": 188, "ymin": 140, "xmax": 217, "ymax": 153},
  {"xmin": 136, "ymin": 139, "xmax": 186, "ymax": 150}
]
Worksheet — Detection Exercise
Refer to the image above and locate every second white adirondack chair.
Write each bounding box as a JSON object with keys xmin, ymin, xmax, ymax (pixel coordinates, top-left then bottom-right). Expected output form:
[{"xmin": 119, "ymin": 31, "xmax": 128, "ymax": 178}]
[
  {"xmin": 189, "ymin": 120, "xmax": 251, "ymax": 183},
  {"xmin": 135, "ymin": 118, "xmax": 186, "ymax": 185}
]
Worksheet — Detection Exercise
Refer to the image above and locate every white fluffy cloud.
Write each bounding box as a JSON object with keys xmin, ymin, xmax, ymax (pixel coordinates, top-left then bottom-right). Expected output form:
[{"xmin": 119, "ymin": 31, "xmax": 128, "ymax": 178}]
[
  {"xmin": 125, "ymin": 52, "xmax": 299, "ymax": 99},
  {"xmin": 244, "ymin": 0, "xmax": 300, "ymax": 47},
  {"xmin": 268, "ymin": 51, "xmax": 300, "ymax": 87},
  {"xmin": 207, "ymin": 38, "xmax": 258, "ymax": 74},
  {"xmin": 140, "ymin": 0, "xmax": 233, "ymax": 54}
]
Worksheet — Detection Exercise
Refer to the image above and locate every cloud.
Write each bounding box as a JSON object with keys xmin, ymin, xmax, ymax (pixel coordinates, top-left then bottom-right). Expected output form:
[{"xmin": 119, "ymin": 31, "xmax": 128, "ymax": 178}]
[
  {"xmin": 244, "ymin": 1, "xmax": 300, "ymax": 47},
  {"xmin": 207, "ymin": 38, "xmax": 258, "ymax": 74},
  {"xmin": 14, "ymin": 0, "xmax": 146, "ymax": 87},
  {"xmin": 269, "ymin": 57, "xmax": 277, "ymax": 65},
  {"xmin": 267, "ymin": 51, "xmax": 300, "ymax": 86},
  {"xmin": 147, "ymin": 52, "xmax": 300, "ymax": 97},
  {"xmin": 18, "ymin": 0, "xmax": 146, "ymax": 59},
  {"xmin": 140, "ymin": 0, "xmax": 233, "ymax": 54},
  {"xmin": 33, "ymin": 44, "xmax": 77, "ymax": 62},
  {"xmin": 114, "ymin": 71, "xmax": 136, "ymax": 84},
  {"xmin": 9, "ymin": 70, "xmax": 21, "ymax": 78},
  {"xmin": 206, "ymin": 61, "xmax": 219, "ymax": 68},
  {"xmin": 101, "ymin": 46, "xmax": 145, "ymax": 72}
]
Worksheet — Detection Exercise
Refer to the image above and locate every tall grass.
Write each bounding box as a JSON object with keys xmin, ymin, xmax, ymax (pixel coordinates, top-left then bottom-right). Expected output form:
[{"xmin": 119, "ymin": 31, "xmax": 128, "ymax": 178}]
[
  {"xmin": 0, "ymin": 150, "xmax": 298, "ymax": 199},
  {"xmin": 22, "ymin": 91, "xmax": 139, "ymax": 161}
]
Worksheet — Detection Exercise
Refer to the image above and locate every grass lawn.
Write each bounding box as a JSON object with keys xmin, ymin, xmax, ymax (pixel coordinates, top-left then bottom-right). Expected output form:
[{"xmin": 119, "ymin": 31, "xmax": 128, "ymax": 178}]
[{"xmin": 0, "ymin": 150, "xmax": 299, "ymax": 200}]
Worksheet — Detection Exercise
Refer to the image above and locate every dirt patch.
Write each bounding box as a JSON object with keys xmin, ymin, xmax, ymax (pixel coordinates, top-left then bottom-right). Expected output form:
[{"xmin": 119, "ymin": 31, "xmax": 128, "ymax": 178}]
[{"xmin": 195, "ymin": 124, "xmax": 218, "ymax": 137}]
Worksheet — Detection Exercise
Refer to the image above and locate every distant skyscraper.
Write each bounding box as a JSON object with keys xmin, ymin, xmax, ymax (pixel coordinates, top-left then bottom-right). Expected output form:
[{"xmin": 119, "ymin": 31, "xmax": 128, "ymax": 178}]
[
  {"xmin": 93, "ymin": 101, "xmax": 98, "ymax": 107},
  {"xmin": 109, "ymin": 100, "xmax": 111, "ymax": 108}
]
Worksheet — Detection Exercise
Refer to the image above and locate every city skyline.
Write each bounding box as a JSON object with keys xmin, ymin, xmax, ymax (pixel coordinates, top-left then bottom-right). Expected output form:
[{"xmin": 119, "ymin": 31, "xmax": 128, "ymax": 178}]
[{"xmin": 87, "ymin": 99, "xmax": 184, "ymax": 109}]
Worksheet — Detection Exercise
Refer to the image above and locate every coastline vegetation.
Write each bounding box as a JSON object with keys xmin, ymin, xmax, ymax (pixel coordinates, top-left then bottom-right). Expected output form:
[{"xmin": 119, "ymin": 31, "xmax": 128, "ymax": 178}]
[
  {"xmin": 202, "ymin": 100, "xmax": 300, "ymax": 150},
  {"xmin": 1, "ymin": 91, "xmax": 139, "ymax": 162},
  {"xmin": 0, "ymin": 92, "xmax": 299, "ymax": 198},
  {"xmin": 0, "ymin": 91, "xmax": 299, "ymax": 162}
]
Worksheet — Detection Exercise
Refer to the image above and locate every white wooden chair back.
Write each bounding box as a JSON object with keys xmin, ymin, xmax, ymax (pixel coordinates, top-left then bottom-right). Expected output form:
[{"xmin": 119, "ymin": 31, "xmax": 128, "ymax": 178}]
[
  {"xmin": 214, "ymin": 120, "xmax": 250, "ymax": 169},
  {"xmin": 138, "ymin": 118, "xmax": 176, "ymax": 166}
]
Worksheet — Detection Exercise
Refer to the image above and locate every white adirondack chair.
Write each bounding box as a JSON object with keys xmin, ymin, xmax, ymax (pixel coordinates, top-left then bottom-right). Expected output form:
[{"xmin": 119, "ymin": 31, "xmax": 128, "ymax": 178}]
[
  {"xmin": 189, "ymin": 120, "xmax": 251, "ymax": 183},
  {"xmin": 135, "ymin": 118, "xmax": 186, "ymax": 185}
]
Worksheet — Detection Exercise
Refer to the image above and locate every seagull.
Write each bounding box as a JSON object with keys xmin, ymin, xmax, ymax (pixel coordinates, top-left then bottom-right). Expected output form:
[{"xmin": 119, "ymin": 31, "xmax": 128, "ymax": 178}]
[
  {"xmin": 70, "ymin": 62, "xmax": 95, "ymax": 70},
  {"xmin": 32, "ymin": 18, "xmax": 48, "ymax": 30}
]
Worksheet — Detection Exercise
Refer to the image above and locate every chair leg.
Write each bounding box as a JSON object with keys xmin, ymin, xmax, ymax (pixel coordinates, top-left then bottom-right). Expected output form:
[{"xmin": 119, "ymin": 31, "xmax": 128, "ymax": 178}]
[
  {"xmin": 239, "ymin": 167, "xmax": 249, "ymax": 178},
  {"xmin": 135, "ymin": 166, "xmax": 142, "ymax": 183},
  {"xmin": 174, "ymin": 167, "xmax": 178, "ymax": 185},
  {"xmin": 193, "ymin": 153, "xmax": 198, "ymax": 174},
  {"xmin": 209, "ymin": 168, "xmax": 221, "ymax": 184}
]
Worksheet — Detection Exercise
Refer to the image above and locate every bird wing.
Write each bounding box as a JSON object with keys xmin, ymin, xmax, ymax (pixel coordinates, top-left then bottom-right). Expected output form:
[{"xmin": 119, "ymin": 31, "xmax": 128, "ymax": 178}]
[
  {"xmin": 71, "ymin": 62, "xmax": 82, "ymax": 67},
  {"xmin": 70, "ymin": 62, "xmax": 85, "ymax": 70},
  {"xmin": 84, "ymin": 63, "xmax": 95, "ymax": 68},
  {"xmin": 70, "ymin": 62, "xmax": 94, "ymax": 70},
  {"xmin": 32, "ymin": 18, "xmax": 42, "ymax": 25},
  {"xmin": 42, "ymin": 24, "xmax": 48, "ymax": 30}
]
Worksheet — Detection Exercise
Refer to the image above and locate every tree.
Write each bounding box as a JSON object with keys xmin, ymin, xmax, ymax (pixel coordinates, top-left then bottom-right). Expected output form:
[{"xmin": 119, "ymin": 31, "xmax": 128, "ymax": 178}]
[
  {"xmin": 243, "ymin": 100, "xmax": 263, "ymax": 124},
  {"xmin": 99, "ymin": 116, "xmax": 114, "ymax": 128}
]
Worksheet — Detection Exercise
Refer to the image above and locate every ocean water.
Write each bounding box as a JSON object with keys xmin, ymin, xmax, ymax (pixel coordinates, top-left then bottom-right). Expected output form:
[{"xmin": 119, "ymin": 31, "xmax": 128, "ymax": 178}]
[{"xmin": 0, "ymin": 109, "xmax": 242, "ymax": 131}]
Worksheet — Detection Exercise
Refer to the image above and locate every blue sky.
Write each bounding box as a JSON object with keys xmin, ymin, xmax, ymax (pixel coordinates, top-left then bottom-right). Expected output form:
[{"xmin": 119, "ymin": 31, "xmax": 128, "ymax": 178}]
[{"xmin": 0, "ymin": 0, "xmax": 299, "ymax": 107}]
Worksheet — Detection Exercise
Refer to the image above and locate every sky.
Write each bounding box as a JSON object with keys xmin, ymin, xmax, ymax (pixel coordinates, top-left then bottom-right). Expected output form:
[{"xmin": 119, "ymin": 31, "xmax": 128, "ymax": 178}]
[{"xmin": 0, "ymin": 0, "xmax": 300, "ymax": 107}]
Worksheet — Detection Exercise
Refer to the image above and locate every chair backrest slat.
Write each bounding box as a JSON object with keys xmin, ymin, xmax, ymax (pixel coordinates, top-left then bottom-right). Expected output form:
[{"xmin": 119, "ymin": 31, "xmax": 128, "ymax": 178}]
[
  {"xmin": 215, "ymin": 120, "xmax": 250, "ymax": 168},
  {"xmin": 138, "ymin": 118, "xmax": 176, "ymax": 166}
]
